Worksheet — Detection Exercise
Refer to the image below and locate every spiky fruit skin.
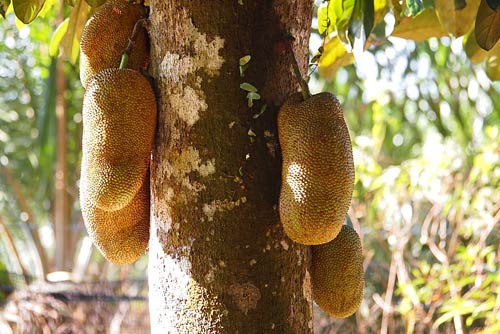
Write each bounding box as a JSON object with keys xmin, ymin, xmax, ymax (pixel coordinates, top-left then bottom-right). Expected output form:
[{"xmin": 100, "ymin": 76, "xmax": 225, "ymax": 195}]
[
  {"xmin": 80, "ymin": 0, "xmax": 149, "ymax": 88},
  {"xmin": 81, "ymin": 174, "xmax": 150, "ymax": 265},
  {"xmin": 81, "ymin": 68, "xmax": 156, "ymax": 211},
  {"xmin": 311, "ymin": 225, "xmax": 364, "ymax": 318},
  {"xmin": 278, "ymin": 92, "xmax": 354, "ymax": 245}
]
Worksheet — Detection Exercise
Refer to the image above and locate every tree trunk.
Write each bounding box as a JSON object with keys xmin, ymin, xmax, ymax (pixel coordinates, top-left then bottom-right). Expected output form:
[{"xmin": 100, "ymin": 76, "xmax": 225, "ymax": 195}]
[
  {"xmin": 148, "ymin": 1, "xmax": 314, "ymax": 333},
  {"xmin": 54, "ymin": 53, "xmax": 71, "ymax": 271}
]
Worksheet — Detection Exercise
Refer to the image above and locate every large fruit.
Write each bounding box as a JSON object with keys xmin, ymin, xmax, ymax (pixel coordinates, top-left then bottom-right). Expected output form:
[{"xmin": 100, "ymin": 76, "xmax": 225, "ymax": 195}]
[
  {"xmin": 278, "ymin": 92, "xmax": 354, "ymax": 245},
  {"xmin": 80, "ymin": 0, "xmax": 149, "ymax": 88},
  {"xmin": 81, "ymin": 174, "xmax": 150, "ymax": 265},
  {"xmin": 81, "ymin": 68, "xmax": 156, "ymax": 211},
  {"xmin": 310, "ymin": 225, "xmax": 364, "ymax": 318}
]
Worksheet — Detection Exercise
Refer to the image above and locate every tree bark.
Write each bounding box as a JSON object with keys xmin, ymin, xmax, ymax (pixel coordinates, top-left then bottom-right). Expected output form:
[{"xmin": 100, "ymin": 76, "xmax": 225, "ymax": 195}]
[
  {"xmin": 54, "ymin": 51, "xmax": 71, "ymax": 271},
  {"xmin": 148, "ymin": 1, "xmax": 314, "ymax": 333}
]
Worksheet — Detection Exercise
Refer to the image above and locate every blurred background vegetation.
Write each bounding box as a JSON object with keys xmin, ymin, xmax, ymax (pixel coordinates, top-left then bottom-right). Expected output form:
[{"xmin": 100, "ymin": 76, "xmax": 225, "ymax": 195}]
[{"xmin": 1, "ymin": 0, "xmax": 500, "ymax": 333}]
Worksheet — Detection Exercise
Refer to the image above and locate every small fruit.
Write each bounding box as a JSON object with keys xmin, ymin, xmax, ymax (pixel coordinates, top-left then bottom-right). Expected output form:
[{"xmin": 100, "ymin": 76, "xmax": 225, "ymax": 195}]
[
  {"xmin": 81, "ymin": 174, "xmax": 150, "ymax": 265},
  {"xmin": 80, "ymin": 0, "xmax": 149, "ymax": 88},
  {"xmin": 81, "ymin": 68, "xmax": 156, "ymax": 211},
  {"xmin": 310, "ymin": 225, "xmax": 364, "ymax": 318},
  {"xmin": 278, "ymin": 92, "xmax": 354, "ymax": 245}
]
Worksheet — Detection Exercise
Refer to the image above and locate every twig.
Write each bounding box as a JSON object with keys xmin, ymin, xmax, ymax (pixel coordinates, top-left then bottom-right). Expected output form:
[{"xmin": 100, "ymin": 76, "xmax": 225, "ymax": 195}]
[
  {"xmin": 380, "ymin": 255, "xmax": 397, "ymax": 334},
  {"xmin": 0, "ymin": 166, "xmax": 48, "ymax": 279},
  {"xmin": 0, "ymin": 216, "xmax": 28, "ymax": 283}
]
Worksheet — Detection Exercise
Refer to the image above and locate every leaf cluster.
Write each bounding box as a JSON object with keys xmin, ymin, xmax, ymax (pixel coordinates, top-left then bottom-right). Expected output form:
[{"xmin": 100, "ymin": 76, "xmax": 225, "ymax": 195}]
[{"xmin": 316, "ymin": 0, "xmax": 500, "ymax": 80}]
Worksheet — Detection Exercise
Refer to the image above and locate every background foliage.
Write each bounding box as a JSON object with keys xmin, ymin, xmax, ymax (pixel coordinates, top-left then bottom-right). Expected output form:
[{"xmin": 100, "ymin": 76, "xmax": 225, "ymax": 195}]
[{"xmin": 1, "ymin": 0, "xmax": 500, "ymax": 333}]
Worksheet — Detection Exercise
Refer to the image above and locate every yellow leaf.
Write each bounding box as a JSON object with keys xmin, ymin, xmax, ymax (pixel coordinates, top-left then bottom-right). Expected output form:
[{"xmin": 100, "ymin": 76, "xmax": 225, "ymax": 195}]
[
  {"xmin": 318, "ymin": 35, "xmax": 354, "ymax": 80},
  {"xmin": 374, "ymin": 0, "xmax": 388, "ymax": 27},
  {"xmin": 60, "ymin": 0, "xmax": 90, "ymax": 63},
  {"xmin": 392, "ymin": 10, "xmax": 448, "ymax": 41},
  {"xmin": 435, "ymin": 0, "xmax": 480, "ymax": 37}
]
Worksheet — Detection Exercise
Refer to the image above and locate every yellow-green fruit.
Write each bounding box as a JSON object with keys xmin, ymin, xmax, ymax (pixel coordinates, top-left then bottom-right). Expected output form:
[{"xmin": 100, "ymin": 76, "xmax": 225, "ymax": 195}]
[
  {"xmin": 81, "ymin": 174, "xmax": 150, "ymax": 265},
  {"xmin": 80, "ymin": 0, "xmax": 149, "ymax": 88},
  {"xmin": 81, "ymin": 68, "xmax": 156, "ymax": 211},
  {"xmin": 278, "ymin": 92, "xmax": 354, "ymax": 245},
  {"xmin": 311, "ymin": 225, "xmax": 364, "ymax": 318}
]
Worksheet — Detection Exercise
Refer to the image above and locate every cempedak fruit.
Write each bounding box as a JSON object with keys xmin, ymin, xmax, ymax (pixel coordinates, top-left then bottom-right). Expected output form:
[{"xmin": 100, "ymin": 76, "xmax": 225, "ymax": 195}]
[
  {"xmin": 278, "ymin": 92, "xmax": 354, "ymax": 245},
  {"xmin": 81, "ymin": 68, "xmax": 156, "ymax": 211},
  {"xmin": 310, "ymin": 225, "xmax": 364, "ymax": 318},
  {"xmin": 81, "ymin": 174, "xmax": 150, "ymax": 265},
  {"xmin": 80, "ymin": 0, "xmax": 149, "ymax": 88}
]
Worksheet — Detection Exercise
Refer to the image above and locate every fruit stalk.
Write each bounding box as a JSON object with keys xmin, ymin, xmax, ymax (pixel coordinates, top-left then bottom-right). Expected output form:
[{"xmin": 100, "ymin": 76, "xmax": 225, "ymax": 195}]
[
  {"xmin": 285, "ymin": 37, "xmax": 311, "ymax": 101},
  {"xmin": 120, "ymin": 18, "xmax": 148, "ymax": 69}
]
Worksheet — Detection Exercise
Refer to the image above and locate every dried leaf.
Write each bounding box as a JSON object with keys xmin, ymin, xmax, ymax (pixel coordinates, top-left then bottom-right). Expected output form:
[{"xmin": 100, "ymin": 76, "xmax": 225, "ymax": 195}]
[
  {"xmin": 392, "ymin": 9, "xmax": 448, "ymax": 41},
  {"xmin": 475, "ymin": 0, "xmax": 500, "ymax": 50},
  {"xmin": 435, "ymin": 0, "xmax": 480, "ymax": 37}
]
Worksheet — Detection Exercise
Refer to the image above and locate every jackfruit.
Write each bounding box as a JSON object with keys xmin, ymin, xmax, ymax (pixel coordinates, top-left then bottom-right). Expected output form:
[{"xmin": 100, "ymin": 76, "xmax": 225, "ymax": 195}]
[
  {"xmin": 310, "ymin": 225, "xmax": 364, "ymax": 318},
  {"xmin": 278, "ymin": 92, "xmax": 354, "ymax": 245},
  {"xmin": 81, "ymin": 173, "xmax": 150, "ymax": 265},
  {"xmin": 81, "ymin": 68, "xmax": 156, "ymax": 211},
  {"xmin": 80, "ymin": 0, "xmax": 149, "ymax": 88}
]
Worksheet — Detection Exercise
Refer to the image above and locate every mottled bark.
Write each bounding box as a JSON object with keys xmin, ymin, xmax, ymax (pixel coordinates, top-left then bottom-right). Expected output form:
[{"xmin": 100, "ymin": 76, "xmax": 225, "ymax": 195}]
[{"xmin": 148, "ymin": 1, "xmax": 314, "ymax": 333}]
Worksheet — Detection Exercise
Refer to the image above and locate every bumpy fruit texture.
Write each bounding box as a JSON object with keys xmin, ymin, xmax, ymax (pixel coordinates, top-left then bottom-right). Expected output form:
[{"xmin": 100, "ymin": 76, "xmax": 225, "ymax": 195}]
[
  {"xmin": 311, "ymin": 225, "xmax": 364, "ymax": 318},
  {"xmin": 81, "ymin": 174, "xmax": 150, "ymax": 265},
  {"xmin": 80, "ymin": 0, "xmax": 149, "ymax": 88},
  {"xmin": 278, "ymin": 92, "xmax": 354, "ymax": 245},
  {"xmin": 81, "ymin": 68, "xmax": 156, "ymax": 211}
]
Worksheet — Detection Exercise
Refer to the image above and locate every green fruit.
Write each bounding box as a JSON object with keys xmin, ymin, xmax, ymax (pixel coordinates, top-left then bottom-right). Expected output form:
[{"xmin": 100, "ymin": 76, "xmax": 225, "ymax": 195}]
[
  {"xmin": 80, "ymin": 0, "xmax": 149, "ymax": 88},
  {"xmin": 81, "ymin": 174, "xmax": 150, "ymax": 265},
  {"xmin": 311, "ymin": 225, "xmax": 364, "ymax": 318},
  {"xmin": 81, "ymin": 68, "xmax": 156, "ymax": 211},
  {"xmin": 278, "ymin": 92, "xmax": 354, "ymax": 245}
]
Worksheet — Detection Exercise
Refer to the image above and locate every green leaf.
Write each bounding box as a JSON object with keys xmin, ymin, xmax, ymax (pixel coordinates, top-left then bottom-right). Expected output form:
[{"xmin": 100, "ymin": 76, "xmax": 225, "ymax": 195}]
[
  {"xmin": 252, "ymin": 104, "xmax": 267, "ymax": 119},
  {"xmin": 12, "ymin": 0, "xmax": 45, "ymax": 23},
  {"xmin": 317, "ymin": 4, "xmax": 329, "ymax": 35},
  {"xmin": 326, "ymin": 0, "xmax": 337, "ymax": 34},
  {"xmin": 435, "ymin": 0, "xmax": 480, "ymax": 37},
  {"xmin": 333, "ymin": 0, "xmax": 356, "ymax": 45},
  {"xmin": 475, "ymin": 0, "xmax": 500, "ymax": 50},
  {"xmin": 374, "ymin": 0, "xmax": 388, "ymax": 26},
  {"xmin": 60, "ymin": 0, "xmax": 90, "ymax": 63},
  {"xmin": 318, "ymin": 35, "xmax": 354, "ymax": 79},
  {"xmin": 240, "ymin": 82, "xmax": 258, "ymax": 92},
  {"xmin": 239, "ymin": 55, "xmax": 251, "ymax": 66},
  {"xmin": 49, "ymin": 18, "xmax": 69, "ymax": 57},
  {"xmin": 246, "ymin": 91, "xmax": 260, "ymax": 107},
  {"xmin": 246, "ymin": 92, "xmax": 260, "ymax": 100},
  {"xmin": 0, "ymin": 0, "xmax": 10, "ymax": 18},
  {"xmin": 348, "ymin": 0, "xmax": 374, "ymax": 49},
  {"xmin": 404, "ymin": 0, "xmax": 424, "ymax": 16},
  {"xmin": 392, "ymin": 10, "xmax": 448, "ymax": 41}
]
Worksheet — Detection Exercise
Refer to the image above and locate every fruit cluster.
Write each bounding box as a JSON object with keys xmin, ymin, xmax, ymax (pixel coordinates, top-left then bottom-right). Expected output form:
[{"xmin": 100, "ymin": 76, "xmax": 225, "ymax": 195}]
[
  {"xmin": 79, "ymin": 0, "xmax": 156, "ymax": 265},
  {"xmin": 278, "ymin": 92, "xmax": 364, "ymax": 318}
]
